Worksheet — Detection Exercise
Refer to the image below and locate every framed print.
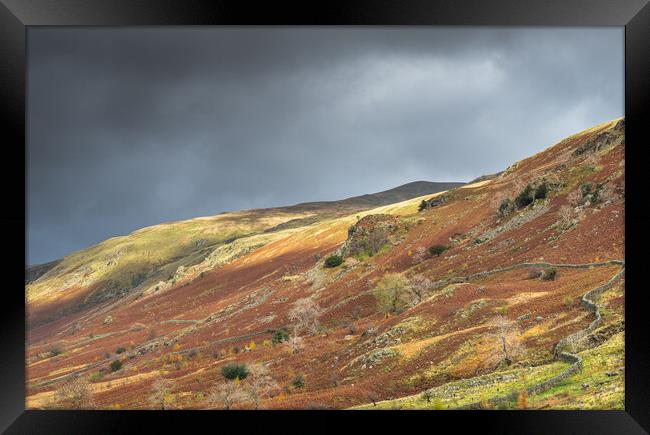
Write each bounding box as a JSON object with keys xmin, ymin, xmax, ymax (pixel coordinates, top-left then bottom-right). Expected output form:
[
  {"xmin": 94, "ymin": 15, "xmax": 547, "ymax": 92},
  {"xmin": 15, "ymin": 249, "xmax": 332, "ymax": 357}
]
[{"xmin": 1, "ymin": 0, "xmax": 649, "ymax": 433}]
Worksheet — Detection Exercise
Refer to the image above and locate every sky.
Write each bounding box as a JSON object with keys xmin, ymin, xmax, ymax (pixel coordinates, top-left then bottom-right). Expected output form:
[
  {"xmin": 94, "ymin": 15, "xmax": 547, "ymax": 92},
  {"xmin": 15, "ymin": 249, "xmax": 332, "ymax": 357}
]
[{"xmin": 27, "ymin": 27, "xmax": 623, "ymax": 265}]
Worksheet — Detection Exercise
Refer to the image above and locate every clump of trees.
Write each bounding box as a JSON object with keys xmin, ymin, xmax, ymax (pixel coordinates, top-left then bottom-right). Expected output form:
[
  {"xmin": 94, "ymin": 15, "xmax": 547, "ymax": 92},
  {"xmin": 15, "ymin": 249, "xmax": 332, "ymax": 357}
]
[
  {"xmin": 418, "ymin": 192, "xmax": 453, "ymax": 212},
  {"xmin": 324, "ymin": 254, "xmax": 343, "ymax": 268},
  {"xmin": 372, "ymin": 273, "xmax": 413, "ymax": 315},
  {"xmin": 221, "ymin": 363, "xmax": 249, "ymax": 381},
  {"xmin": 497, "ymin": 179, "xmax": 551, "ymax": 217}
]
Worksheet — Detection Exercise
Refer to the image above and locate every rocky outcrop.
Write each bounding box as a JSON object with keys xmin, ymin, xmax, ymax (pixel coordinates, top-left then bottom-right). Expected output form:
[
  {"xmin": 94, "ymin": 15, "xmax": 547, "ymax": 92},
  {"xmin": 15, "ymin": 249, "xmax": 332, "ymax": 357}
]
[
  {"xmin": 573, "ymin": 118, "xmax": 624, "ymax": 156},
  {"xmin": 339, "ymin": 214, "xmax": 402, "ymax": 258}
]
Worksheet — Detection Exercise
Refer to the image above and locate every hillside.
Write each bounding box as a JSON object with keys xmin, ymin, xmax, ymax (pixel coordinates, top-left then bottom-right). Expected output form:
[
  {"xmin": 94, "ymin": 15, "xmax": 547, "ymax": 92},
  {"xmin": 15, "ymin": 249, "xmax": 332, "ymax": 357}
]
[
  {"xmin": 26, "ymin": 180, "xmax": 459, "ymax": 326},
  {"xmin": 26, "ymin": 118, "xmax": 624, "ymax": 410}
]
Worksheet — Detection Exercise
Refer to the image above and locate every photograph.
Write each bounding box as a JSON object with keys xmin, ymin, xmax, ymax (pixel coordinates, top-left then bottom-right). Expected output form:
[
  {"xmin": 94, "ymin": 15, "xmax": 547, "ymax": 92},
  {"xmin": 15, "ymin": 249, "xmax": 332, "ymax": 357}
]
[{"xmin": 25, "ymin": 26, "xmax": 626, "ymax": 410}]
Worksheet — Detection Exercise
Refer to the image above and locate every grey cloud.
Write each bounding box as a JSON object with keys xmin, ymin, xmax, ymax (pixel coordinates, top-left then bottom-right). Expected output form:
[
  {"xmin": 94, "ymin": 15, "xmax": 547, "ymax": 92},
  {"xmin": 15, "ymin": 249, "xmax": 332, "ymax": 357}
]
[{"xmin": 27, "ymin": 27, "xmax": 623, "ymax": 264}]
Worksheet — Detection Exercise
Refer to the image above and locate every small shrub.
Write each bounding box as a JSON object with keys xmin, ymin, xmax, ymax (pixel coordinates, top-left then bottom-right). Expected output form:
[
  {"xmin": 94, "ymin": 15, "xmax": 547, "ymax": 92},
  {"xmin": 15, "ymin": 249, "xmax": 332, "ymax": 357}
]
[
  {"xmin": 527, "ymin": 269, "xmax": 542, "ymax": 279},
  {"xmin": 541, "ymin": 268, "xmax": 557, "ymax": 281},
  {"xmin": 187, "ymin": 349, "xmax": 198, "ymax": 359},
  {"xmin": 89, "ymin": 372, "xmax": 104, "ymax": 382},
  {"xmin": 291, "ymin": 374, "xmax": 305, "ymax": 388},
  {"xmin": 232, "ymin": 346, "xmax": 240, "ymax": 354},
  {"xmin": 49, "ymin": 348, "xmax": 62, "ymax": 357},
  {"xmin": 324, "ymin": 255, "xmax": 343, "ymax": 268},
  {"xmin": 428, "ymin": 245, "xmax": 449, "ymax": 256},
  {"xmin": 272, "ymin": 329, "xmax": 290, "ymax": 345},
  {"xmin": 115, "ymin": 347, "xmax": 126, "ymax": 354},
  {"xmin": 494, "ymin": 305, "xmax": 508, "ymax": 315},
  {"xmin": 564, "ymin": 296, "xmax": 574, "ymax": 307},
  {"xmin": 221, "ymin": 363, "xmax": 249, "ymax": 381},
  {"xmin": 421, "ymin": 390, "xmax": 433, "ymax": 403},
  {"xmin": 110, "ymin": 360, "xmax": 123, "ymax": 372}
]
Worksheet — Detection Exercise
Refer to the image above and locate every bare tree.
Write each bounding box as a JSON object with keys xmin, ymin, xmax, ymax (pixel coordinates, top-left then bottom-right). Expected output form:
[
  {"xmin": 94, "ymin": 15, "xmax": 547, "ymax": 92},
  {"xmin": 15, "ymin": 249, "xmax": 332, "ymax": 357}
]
[
  {"xmin": 557, "ymin": 205, "xmax": 574, "ymax": 230},
  {"xmin": 492, "ymin": 316, "xmax": 525, "ymax": 366},
  {"xmin": 366, "ymin": 391, "xmax": 380, "ymax": 407},
  {"xmin": 283, "ymin": 334, "xmax": 305, "ymax": 354},
  {"xmin": 288, "ymin": 297, "xmax": 322, "ymax": 336},
  {"xmin": 567, "ymin": 189, "xmax": 583, "ymax": 207},
  {"xmin": 56, "ymin": 375, "xmax": 95, "ymax": 409},
  {"xmin": 208, "ymin": 382, "xmax": 245, "ymax": 410},
  {"xmin": 409, "ymin": 274, "xmax": 432, "ymax": 304},
  {"xmin": 148, "ymin": 378, "xmax": 175, "ymax": 410},
  {"xmin": 245, "ymin": 363, "xmax": 279, "ymax": 409}
]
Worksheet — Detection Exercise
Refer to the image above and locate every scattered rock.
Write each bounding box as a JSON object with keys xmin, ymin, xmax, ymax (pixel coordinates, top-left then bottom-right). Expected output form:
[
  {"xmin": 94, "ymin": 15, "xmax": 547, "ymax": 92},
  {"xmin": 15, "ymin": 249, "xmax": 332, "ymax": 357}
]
[{"xmin": 103, "ymin": 315, "xmax": 113, "ymax": 325}]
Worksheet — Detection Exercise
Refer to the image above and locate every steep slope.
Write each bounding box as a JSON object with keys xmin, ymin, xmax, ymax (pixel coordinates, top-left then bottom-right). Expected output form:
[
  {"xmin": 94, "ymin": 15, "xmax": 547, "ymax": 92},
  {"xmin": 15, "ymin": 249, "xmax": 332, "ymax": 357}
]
[{"xmin": 26, "ymin": 118, "xmax": 624, "ymax": 410}]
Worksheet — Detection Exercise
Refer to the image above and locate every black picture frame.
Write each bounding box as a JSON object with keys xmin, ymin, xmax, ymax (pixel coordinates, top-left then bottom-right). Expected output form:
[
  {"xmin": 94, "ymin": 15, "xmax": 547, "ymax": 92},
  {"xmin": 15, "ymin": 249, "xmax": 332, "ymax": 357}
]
[{"xmin": 2, "ymin": 1, "xmax": 649, "ymax": 433}]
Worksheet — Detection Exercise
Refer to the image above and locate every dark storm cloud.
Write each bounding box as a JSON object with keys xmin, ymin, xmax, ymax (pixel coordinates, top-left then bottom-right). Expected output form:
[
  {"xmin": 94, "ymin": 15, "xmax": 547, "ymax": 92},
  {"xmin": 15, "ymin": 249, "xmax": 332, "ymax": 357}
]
[{"xmin": 27, "ymin": 27, "xmax": 623, "ymax": 264}]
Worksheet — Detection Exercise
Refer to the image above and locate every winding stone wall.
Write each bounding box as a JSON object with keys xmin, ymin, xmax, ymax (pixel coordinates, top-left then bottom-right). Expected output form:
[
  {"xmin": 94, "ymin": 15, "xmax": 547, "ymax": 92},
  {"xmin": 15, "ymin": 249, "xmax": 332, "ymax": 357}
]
[{"xmin": 431, "ymin": 260, "xmax": 625, "ymax": 410}]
